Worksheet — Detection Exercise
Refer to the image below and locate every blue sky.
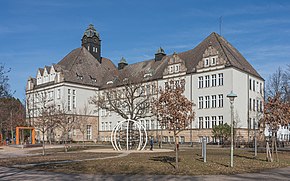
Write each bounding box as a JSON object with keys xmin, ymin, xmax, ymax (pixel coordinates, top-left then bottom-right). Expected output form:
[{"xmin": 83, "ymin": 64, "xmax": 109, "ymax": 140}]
[{"xmin": 0, "ymin": 0, "xmax": 290, "ymax": 100}]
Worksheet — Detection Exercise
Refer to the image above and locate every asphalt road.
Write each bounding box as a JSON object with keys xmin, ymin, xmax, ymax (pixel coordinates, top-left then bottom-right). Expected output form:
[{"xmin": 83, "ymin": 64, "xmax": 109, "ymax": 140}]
[{"xmin": 0, "ymin": 166, "xmax": 290, "ymax": 181}]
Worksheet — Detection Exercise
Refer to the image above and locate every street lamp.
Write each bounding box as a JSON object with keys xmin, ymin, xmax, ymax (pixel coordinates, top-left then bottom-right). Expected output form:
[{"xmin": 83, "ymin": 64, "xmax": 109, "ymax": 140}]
[{"xmin": 227, "ymin": 91, "xmax": 237, "ymax": 168}]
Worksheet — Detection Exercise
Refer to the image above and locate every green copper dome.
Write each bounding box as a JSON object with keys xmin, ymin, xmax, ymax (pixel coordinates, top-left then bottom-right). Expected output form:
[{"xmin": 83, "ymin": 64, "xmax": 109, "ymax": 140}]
[
  {"xmin": 156, "ymin": 47, "xmax": 165, "ymax": 54},
  {"xmin": 84, "ymin": 24, "xmax": 99, "ymax": 38},
  {"xmin": 119, "ymin": 57, "xmax": 128, "ymax": 64}
]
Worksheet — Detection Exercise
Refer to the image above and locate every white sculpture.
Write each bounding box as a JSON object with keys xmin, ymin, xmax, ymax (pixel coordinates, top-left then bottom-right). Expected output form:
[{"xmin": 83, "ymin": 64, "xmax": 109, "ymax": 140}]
[{"xmin": 111, "ymin": 119, "xmax": 148, "ymax": 151}]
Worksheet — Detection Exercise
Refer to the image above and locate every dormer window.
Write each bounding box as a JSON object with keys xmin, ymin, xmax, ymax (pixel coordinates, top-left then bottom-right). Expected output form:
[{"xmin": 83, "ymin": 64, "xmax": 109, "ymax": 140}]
[
  {"xmin": 106, "ymin": 81, "xmax": 113, "ymax": 85},
  {"xmin": 76, "ymin": 73, "xmax": 83, "ymax": 80},
  {"xmin": 89, "ymin": 75, "xmax": 97, "ymax": 82},
  {"xmin": 144, "ymin": 73, "xmax": 152, "ymax": 78}
]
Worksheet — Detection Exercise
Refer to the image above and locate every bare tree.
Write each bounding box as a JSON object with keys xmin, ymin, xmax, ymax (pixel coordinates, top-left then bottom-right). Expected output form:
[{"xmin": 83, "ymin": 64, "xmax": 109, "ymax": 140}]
[
  {"xmin": 33, "ymin": 94, "xmax": 59, "ymax": 156},
  {"xmin": 262, "ymin": 93, "xmax": 290, "ymax": 162},
  {"xmin": 266, "ymin": 67, "xmax": 288, "ymax": 102},
  {"xmin": 75, "ymin": 104, "xmax": 90, "ymax": 147},
  {"xmin": 0, "ymin": 63, "xmax": 12, "ymax": 98},
  {"xmin": 153, "ymin": 81, "xmax": 194, "ymax": 170},
  {"xmin": 57, "ymin": 101, "xmax": 77, "ymax": 152},
  {"xmin": 91, "ymin": 73, "xmax": 156, "ymax": 150}
]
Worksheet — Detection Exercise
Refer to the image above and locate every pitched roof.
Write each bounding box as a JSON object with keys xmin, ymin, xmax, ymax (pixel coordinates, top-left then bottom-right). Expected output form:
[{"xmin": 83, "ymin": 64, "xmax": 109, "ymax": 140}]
[
  {"xmin": 56, "ymin": 47, "xmax": 117, "ymax": 87},
  {"xmin": 35, "ymin": 32, "xmax": 262, "ymax": 89},
  {"xmin": 104, "ymin": 32, "xmax": 262, "ymax": 88}
]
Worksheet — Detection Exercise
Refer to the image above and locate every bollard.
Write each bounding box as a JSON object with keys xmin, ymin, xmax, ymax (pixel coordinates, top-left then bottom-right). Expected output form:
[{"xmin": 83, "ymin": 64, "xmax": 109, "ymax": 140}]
[{"xmin": 202, "ymin": 137, "xmax": 207, "ymax": 163}]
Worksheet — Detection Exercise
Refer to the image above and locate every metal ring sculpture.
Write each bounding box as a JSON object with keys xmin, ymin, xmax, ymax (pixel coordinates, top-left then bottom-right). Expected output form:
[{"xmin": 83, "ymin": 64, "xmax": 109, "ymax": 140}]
[{"xmin": 111, "ymin": 119, "xmax": 148, "ymax": 151}]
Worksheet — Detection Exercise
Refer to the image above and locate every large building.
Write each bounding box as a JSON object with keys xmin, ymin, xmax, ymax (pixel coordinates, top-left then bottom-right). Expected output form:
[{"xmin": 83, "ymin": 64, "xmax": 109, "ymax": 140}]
[{"xmin": 26, "ymin": 24, "xmax": 265, "ymax": 144}]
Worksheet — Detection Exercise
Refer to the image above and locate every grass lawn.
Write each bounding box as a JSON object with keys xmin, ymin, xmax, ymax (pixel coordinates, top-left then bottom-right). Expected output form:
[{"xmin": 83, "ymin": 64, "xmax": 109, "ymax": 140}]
[{"xmin": 1, "ymin": 146, "xmax": 289, "ymax": 175}]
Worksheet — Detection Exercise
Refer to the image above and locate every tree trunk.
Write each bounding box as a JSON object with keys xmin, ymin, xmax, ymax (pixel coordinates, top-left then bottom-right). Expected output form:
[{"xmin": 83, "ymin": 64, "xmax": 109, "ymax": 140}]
[
  {"xmin": 82, "ymin": 133, "xmax": 85, "ymax": 148},
  {"xmin": 274, "ymin": 137, "xmax": 279, "ymax": 162},
  {"xmin": 42, "ymin": 132, "xmax": 45, "ymax": 156},
  {"xmin": 175, "ymin": 134, "xmax": 179, "ymax": 170},
  {"xmin": 64, "ymin": 133, "xmax": 68, "ymax": 152}
]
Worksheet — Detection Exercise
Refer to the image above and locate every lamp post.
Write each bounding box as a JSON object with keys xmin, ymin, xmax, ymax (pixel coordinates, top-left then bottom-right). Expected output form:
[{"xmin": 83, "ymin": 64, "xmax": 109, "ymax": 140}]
[{"xmin": 227, "ymin": 91, "xmax": 237, "ymax": 168}]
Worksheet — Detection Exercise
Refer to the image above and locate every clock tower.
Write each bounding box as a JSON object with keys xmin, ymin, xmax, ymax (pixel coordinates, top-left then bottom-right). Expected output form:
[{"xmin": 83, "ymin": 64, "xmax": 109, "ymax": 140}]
[{"xmin": 81, "ymin": 24, "xmax": 101, "ymax": 62}]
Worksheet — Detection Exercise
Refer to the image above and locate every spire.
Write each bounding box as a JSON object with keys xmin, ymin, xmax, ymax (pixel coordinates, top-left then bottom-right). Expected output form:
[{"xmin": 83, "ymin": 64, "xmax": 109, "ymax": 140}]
[
  {"xmin": 84, "ymin": 24, "xmax": 99, "ymax": 38},
  {"xmin": 118, "ymin": 57, "xmax": 128, "ymax": 70},
  {"xmin": 155, "ymin": 47, "xmax": 166, "ymax": 61},
  {"xmin": 81, "ymin": 24, "xmax": 101, "ymax": 62}
]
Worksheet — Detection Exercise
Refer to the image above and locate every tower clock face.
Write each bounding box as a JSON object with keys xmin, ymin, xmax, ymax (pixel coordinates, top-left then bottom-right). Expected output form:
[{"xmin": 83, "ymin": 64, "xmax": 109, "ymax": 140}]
[
  {"xmin": 93, "ymin": 37, "xmax": 98, "ymax": 43},
  {"xmin": 83, "ymin": 37, "xmax": 87, "ymax": 43}
]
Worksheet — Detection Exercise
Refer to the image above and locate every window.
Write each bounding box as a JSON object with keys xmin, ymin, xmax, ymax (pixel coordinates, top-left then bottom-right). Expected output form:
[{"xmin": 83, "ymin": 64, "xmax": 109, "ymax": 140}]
[
  {"xmin": 68, "ymin": 89, "xmax": 71, "ymax": 94},
  {"xmin": 169, "ymin": 66, "xmax": 174, "ymax": 73},
  {"xmin": 257, "ymin": 81, "xmax": 259, "ymax": 93},
  {"xmin": 198, "ymin": 77, "xmax": 203, "ymax": 88},
  {"xmin": 95, "ymin": 48, "xmax": 97, "ymax": 52},
  {"xmin": 101, "ymin": 109, "xmax": 106, "ymax": 117},
  {"xmin": 205, "ymin": 96, "xmax": 210, "ymax": 108},
  {"xmin": 253, "ymin": 80, "xmax": 255, "ymax": 91},
  {"xmin": 104, "ymin": 122, "xmax": 107, "ymax": 131},
  {"xmin": 212, "ymin": 116, "xmax": 217, "ymax": 128},
  {"xmin": 87, "ymin": 46, "xmax": 90, "ymax": 51},
  {"xmin": 218, "ymin": 116, "xmax": 223, "ymax": 125},
  {"xmin": 253, "ymin": 118, "xmax": 256, "ymax": 129},
  {"xmin": 198, "ymin": 96, "xmax": 203, "ymax": 109},
  {"xmin": 249, "ymin": 79, "xmax": 252, "ymax": 90},
  {"xmin": 205, "ymin": 116, "xmax": 210, "ymax": 128},
  {"xmin": 205, "ymin": 75, "xmax": 210, "ymax": 87},
  {"xmin": 212, "ymin": 74, "xmax": 216, "ymax": 87},
  {"xmin": 86, "ymin": 125, "xmax": 92, "ymax": 140},
  {"xmin": 204, "ymin": 58, "xmax": 209, "ymax": 66},
  {"xmin": 199, "ymin": 117, "xmax": 203, "ymax": 129},
  {"xmin": 218, "ymin": 94, "xmax": 223, "ymax": 107},
  {"xmin": 93, "ymin": 47, "xmax": 95, "ymax": 52},
  {"xmin": 146, "ymin": 120, "xmax": 149, "ymax": 129},
  {"xmin": 260, "ymin": 101, "xmax": 263, "ymax": 112},
  {"xmin": 170, "ymin": 136, "xmax": 174, "ymax": 143},
  {"xmin": 260, "ymin": 83, "xmax": 263, "ymax": 94},
  {"xmin": 175, "ymin": 64, "xmax": 180, "ymax": 72},
  {"xmin": 249, "ymin": 118, "xmax": 252, "ymax": 130},
  {"xmin": 212, "ymin": 57, "xmax": 216, "ymax": 65},
  {"xmin": 257, "ymin": 100, "xmax": 259, "ymax": 112},
  {"xmin": 211, "ymin": 95, "xmax": 216, "ymax": 108},
  {"xmin": 109, "ymin": 122, "xmax": 112, "ymax": 130},
  {"xmin": 253, "ymin": 99, "xmax": 255, "ymax": 111},
  {"xmin": 218, "ymin": 73, "xmax": 223, "ymax": 86},
  {"xmin": 73, "ymin": 90, "xmax": 75, "ymax": 95},
  {"xmin": 180, "ymin": 136, "xmax": 185, "ymax": 144},
  {"xmin": 68, "ymin": 95, "xmax": 71, "ymax": 111},
  {"xmin": 72, "ymin": 95, "xmax": 76, "ymax": 109},
  {"xmin": 151, "ymin": 120, "xmax": 155, "ymax": 130}
]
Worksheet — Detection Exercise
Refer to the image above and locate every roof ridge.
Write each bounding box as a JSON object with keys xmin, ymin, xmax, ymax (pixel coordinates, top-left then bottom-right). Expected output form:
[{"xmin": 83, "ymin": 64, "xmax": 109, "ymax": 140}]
[
  {"xmin": 213, "ymin": 32, "xmax": 231, "ymax": 66},
  {"xmin": 67, "ymin": 47, "xmax": 85, "ymax": 71}
]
